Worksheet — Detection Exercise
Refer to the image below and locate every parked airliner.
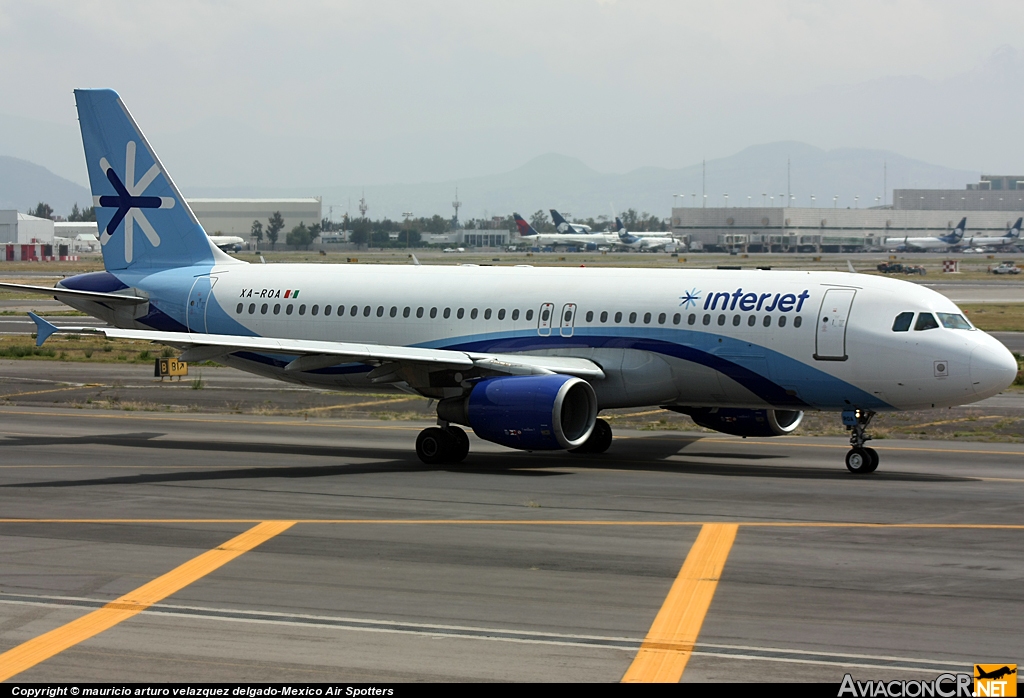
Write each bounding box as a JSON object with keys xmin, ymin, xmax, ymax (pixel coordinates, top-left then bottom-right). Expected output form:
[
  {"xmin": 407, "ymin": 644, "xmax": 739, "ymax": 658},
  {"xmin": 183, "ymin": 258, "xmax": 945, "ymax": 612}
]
[
  {"xmin": 5, "ymin": 90, "xmax": 1018, "ymax": 474},
  {"xmin": 883, "ymin": 217, "xmax": 967, "ymax": 251},
  {"xmin": 550, "ymin": 209, "xmax": 592, "ymax": 234},
  {"xmin": 961, "ymin": 217, "xmax": 1021, "ymax": 249},
  {"xmin": 614, "ymin": 217, "xmax": 677, "ymax": 251},
  {"xmin": 513, "ymin": 213, "xmax": 614, "ymax": 249}
]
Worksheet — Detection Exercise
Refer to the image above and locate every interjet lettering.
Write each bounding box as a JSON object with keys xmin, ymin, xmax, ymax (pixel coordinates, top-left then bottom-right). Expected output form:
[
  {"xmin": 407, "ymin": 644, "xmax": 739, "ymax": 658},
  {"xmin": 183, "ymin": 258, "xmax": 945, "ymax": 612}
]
[{"xmin": 703, "ymin": 288, "xmax": 810, "ymax": 313}]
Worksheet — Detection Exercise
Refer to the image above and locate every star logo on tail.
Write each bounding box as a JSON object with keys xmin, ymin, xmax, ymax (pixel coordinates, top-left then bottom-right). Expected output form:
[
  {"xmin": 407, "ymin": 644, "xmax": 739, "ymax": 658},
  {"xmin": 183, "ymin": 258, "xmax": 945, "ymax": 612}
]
[
  {"xmin": 679, "ymin": 288, "xmax": 702, "ymax": 308},
  {"xmin": 96, "ymin": 141, "xmax": 175, "ymax": 263}
]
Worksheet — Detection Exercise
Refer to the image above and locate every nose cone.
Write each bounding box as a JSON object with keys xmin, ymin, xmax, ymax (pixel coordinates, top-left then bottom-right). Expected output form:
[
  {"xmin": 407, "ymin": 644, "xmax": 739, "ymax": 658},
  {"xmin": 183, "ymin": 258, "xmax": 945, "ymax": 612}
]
[{"xmin": 970, "ymin": 341, "xmax": 1018, "ymax": 398}]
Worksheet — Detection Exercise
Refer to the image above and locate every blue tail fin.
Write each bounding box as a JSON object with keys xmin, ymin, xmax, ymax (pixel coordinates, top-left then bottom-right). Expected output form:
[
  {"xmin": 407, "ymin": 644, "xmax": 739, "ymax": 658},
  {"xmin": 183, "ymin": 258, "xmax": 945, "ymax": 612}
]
[
  {"xmin": 550, "ymin": 209, "xmax": 570, "ymax": 232},
  {"xmin": 615, "ymin": 217, "xmax": 625, "ymax": 233},
  {"xmin": 75, "ymin": 89, "xmax": 233, "ymax": 271},
  {"xmin": 943, "ymin": 217, "xmax": 967, "ymax": 243},
  {"xmin": 1010, "ymin": 217, "xmax": 1022, "ymax": 238}
]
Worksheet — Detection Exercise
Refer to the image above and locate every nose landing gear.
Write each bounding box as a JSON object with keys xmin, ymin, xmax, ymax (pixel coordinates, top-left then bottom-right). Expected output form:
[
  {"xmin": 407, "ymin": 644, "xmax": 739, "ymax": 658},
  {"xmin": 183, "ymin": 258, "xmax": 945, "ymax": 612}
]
[{"xmin": 843, "ymin": 409, "xmax": 878, "ymax": 474}]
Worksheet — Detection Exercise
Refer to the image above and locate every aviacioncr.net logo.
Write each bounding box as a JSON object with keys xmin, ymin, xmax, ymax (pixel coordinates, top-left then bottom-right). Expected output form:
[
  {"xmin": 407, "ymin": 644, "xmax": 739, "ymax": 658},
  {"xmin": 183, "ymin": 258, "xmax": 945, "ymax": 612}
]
[{"xmin": 96, "ymin": 140, "xmax": 175, "ymax": 263}]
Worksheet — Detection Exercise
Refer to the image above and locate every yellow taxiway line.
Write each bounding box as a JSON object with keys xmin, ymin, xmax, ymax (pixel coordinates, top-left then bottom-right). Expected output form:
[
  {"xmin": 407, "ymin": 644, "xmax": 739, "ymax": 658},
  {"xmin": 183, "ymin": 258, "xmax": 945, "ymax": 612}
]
[
  {"xmin": 622, "ymin": 523, "xmax": 738, "ymax": 682},
  {"xmin": 0, "ymin": 519, "xmax": 1022, "ymax": 528},
  {"xmin": 0, "ymin": 520, "xmax": 294, "ymax": 682}
]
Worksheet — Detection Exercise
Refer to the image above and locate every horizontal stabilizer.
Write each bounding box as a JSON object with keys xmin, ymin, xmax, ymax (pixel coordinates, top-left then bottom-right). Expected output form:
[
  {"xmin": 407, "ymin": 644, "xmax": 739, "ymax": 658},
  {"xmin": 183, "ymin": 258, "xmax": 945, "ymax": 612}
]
[{"xmin": 1, "ymin": 282, "xmax": 147, "ymax": 306}]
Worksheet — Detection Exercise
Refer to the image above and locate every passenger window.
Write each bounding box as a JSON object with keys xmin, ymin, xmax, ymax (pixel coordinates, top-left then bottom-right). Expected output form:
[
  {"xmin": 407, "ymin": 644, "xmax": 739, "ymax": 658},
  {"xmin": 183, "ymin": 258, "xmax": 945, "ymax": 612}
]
[
  {"xmin": 687, "ymin": 313, "xmax": 695, "ymax": 325},
  {"xmin": 703, "ymin": 314, "xmax": 711, "ymax": 326},
  {"xmin": 718, "ymin": 315, "xmax": 726, "ymax": 326},
  {"xmin": 471, "ymin": 308, "xmax": 478, "ymax": 320},
  {"xmin": 585, "ymin": 310, "xmax": 593, "ymax": 322},
  {"xmin": 377, "ymin": 306, "xmax": 384, "ymax": 317},
  {"xmin": 915, "ymin": 313, "xmax": 939, "ymax": 331},
  {"xmin": 248, "ymin": 303, "xmax": 256, "ymax": 314},
  {"xmin": 733, "ymin": 315, "xmax": 741, "ymax": 326},
  {"xmin": 747, "ymin": 315, "xmax": 756, "ymax": 327},
  {"xmin": 484, "ymin": 309, "xmax": 491, "ymax": 320},
  {"xmin": 526, "ymin": 309, "xmax": 534, "ymax": 321},
  {"xmin": 498, "ymin": 309, "xmax": 506, "ymax": 320},
  {"xmin": 311, "ymin": 305, "xmax": 319, "ymax": 316},
  {"xmin": 235, "ymin": 303, "xmax": 243, "ymax": 314},
  {"xmin": 763, "ymin": 315, "xmax": 771, "ymax": 327},
  {"xmin": 363, "ymin": 306, "xmax": 371, "ymax": 317},
  {"xmin": 541, "ymin": 308, "xmax": 550, "ymax": 321},
  {"xmin": 457, "ymin": 308, "xmax": 465, "ymax": 319},
  {"xmin": 643, "ymin": 312, "xmax": 651, "ymax": 324},
  {"xmin": 892, "ymin": 312, "xmax": 914, "ymax": 332},
  {"xmin": 512, "ymin": 309, "xmax": 519, "ymax": 320},
  {"xmin": 261, "ymin": 303, "xmax": 268, "ymax": 314},
  {"xmin": 325, "ymin": 305, "xmax": 332, "ymax": 316},
  {"xmin": 600, "ymin": 311, "xmax": 608, "ymax": 323},
  {"xmin": 403, "ymin": 307, "xmax": 410, "ymax": 318},
  {"xmin": 416, "ymin": 307, "xmax": 424, "ymax": 318},
  {"xmin": 672, "ymin": 313, "xmax": 680, "ymax": 325},
  {"xmin": 351, "ymin": 305, "xmax": 358, "ymax": 316},
  {"xmin": 778, "ymin": 316, "xmax": 787, "ymax": 327},
  {"xmin": 794, "ymin": 316, "xmax": 802, "ymax": 328},
  {"xmin": 659, "ymin": 313, "xmax": 667, "ymax": 325},
  {"xmin": 273, "ymin": 303, "xmax": 281, "ymax": 315},
  {"xmin": 614, "ymin": 311, "xmax": 622, "ymax": 323},
  {"xmin": 629, "ymin": 312, "xmax": 637, "ymax": 323},
  {"xmin": 389, "ymin": 306, "xmax": 397, "ymax": 318},
  {"xmin": 443, "ymin": 308, "xmax": 451, "ymax": 319},
  {"xmin": 287, "ymin": 304, "xmax": 294, "ymax": 315},
  {"xmin": 430, "ymin": 307, "xmax": 437, "ymax": 319},
  {"xmin": 564, "ymin": 309, "xmax": 572, "ymax": 323},
  {"xmin": 299, "ymin": 304, "xmax": 306, "ymax": 315}
]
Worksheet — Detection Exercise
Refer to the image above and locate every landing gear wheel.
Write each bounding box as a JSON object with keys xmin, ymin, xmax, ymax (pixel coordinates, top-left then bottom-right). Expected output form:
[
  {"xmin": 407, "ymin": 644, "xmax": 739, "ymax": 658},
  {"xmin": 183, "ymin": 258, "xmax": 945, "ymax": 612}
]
[
  {"xmin": 864, "ymin": 447, "xmax": 879, "ymax": 473},
  {"xmin": 446, "ymin": 426, "xmax": 470, "ymax": 463},
  {"xmin": 845, "ymin": 447, "xmax": 877, "ymax": 474},
  {"xmin": 570, "ymin": 418, "xmax": 613, "ymax": 455},
  {"xmin": 416, "ymin": 427, "xmax": 454, "ymax": 465}
]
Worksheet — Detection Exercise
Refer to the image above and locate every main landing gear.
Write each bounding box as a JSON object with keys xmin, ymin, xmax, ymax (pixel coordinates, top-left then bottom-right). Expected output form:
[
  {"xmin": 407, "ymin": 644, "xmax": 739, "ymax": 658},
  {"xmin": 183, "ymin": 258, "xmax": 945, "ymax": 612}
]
[
  {"xmin": 570, "ymin": 418, "xmax": 613, "ymax": 455},
  {"xmin": 843, "ymin": 409, "xmax": 878, "ymax": 474},
  {"xmin": 416, "ymin": 424, "xmax": 470, "ymax": 465}
]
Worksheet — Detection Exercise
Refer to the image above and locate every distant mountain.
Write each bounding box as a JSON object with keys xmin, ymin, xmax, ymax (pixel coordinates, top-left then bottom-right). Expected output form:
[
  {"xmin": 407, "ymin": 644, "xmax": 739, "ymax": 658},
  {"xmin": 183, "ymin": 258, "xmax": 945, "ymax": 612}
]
[
  {"xmin": 187, "ymin": 143, "xmax": 980, "ymax": 221},
  {"xmin": 0, "ymin": 156, "xmax": 91, "ymax": 215}
]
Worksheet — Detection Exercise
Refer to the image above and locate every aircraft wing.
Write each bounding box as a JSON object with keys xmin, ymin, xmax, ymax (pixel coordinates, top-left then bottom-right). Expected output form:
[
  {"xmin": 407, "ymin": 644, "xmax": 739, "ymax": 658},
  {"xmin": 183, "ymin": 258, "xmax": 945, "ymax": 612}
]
[
  {"xmin": 27, "ymin": 313, "xmax": 605, "ymax": 380},
  {"xmin": 0, "ymin": 282, "xmax": 147, "ymax": 306}
]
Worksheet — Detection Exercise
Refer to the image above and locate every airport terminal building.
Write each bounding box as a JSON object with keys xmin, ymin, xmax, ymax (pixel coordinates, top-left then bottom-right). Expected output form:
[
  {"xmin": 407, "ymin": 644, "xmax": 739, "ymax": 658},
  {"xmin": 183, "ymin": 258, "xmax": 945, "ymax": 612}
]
[
  {"xmin": 187, "ymin": 198, "xmax": 322, "ymax": 236},
  {"xmin": 672, "ymin": 175, "xmax": 1024, "ymax": 252}
]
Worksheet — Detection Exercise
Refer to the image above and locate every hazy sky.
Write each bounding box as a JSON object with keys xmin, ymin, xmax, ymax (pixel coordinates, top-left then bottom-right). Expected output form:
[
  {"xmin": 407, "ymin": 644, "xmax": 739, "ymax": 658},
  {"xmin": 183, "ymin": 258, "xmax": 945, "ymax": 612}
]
[{"xmin": 2, "ymin": 1, "xmax": 1023, "ymax": 187}]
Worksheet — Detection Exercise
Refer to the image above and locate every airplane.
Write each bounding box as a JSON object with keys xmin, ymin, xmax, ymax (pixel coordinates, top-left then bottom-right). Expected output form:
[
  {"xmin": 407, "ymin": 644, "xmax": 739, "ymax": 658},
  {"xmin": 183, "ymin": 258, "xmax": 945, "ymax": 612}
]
[
  {"xmin": 613, "ymin": 217, "xmax": 678, "ymax": 252},
  {"xmin": 513, "ymin": 213, "xmax": 614, "ymax": 249},
  {"xmin": 883, "ymin": 217, "xmax": 966, "ymax": 251},
  {"xmin": 209, "ymin": 235, "xmax": 245, "ymax": 252},
  {"xmin": 975, "ymin": 666, "xmax": 1017, "ymax": 681},
  {"xmin": 5, "ymin": 89, "xmax": 1018, "ymax": 475},
  {"xmin": 960, "ymin": 217, "xmax": 1022, "ymax": 249},
  {"xmin": 550, "ymin": 209, "xmax": 593, "ymax": 234}
]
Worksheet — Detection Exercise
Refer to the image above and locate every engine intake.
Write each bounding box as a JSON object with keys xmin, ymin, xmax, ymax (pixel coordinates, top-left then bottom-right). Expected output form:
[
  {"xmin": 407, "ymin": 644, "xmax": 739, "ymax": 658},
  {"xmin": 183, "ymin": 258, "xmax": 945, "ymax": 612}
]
[
  {"xmin": 669, "ymin": 407, "xmax": 804, "ymax": 437},
  {"xmin": 438, "ymin": 374, "xmax": 598, "ymax": 450}
]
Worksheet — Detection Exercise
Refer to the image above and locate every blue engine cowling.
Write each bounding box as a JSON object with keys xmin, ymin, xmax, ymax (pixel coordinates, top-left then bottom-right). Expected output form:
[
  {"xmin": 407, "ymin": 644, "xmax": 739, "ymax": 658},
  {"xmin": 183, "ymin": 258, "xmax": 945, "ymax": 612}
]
[
  {"xmin": 671, "ymin": 407, "xmax": 803, "ymax": 437},
  {"xmin": 437, "ymin": 374, "xmax": 598, "ymax": 451}
]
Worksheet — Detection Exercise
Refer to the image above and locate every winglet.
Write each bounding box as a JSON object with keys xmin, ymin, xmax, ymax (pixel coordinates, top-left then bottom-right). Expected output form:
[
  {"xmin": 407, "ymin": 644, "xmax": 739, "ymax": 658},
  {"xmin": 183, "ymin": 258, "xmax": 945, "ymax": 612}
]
[
  {"xmin": 28, "ymin": 312, "xmax": 60, "ymax": 346},
  {"xmin": 847, "ymin": 260, "xmax": 857, "ymax": 273}
]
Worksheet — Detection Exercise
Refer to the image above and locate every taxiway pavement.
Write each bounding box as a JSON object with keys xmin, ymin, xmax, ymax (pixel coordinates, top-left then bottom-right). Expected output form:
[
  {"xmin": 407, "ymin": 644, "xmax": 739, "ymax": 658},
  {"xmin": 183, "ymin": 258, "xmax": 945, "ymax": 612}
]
[{"xmin": 0, "ymin": 406, "xmax": 1021, "ymax": 682}]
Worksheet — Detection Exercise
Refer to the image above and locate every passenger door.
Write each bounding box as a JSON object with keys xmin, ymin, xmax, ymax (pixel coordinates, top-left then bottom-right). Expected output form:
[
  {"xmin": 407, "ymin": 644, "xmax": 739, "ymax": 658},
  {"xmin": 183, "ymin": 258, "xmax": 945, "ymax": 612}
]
[
  {"xmin": 814, "ymin": 288, "xmax": 855, "ymax": 361},
  {"xmin": 186, "ymin": 275, "xmax": 218, "ymax": 333}
]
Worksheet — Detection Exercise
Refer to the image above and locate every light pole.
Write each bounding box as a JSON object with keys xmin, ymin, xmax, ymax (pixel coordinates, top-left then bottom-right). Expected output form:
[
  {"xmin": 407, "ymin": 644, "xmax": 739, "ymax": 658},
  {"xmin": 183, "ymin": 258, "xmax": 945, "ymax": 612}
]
[
  {"xmin": 762, "ymin": 193, "xmax": 766, "ymax": 207},
  {"xmin": 402, "ymin": 211, "xmax": 413, "ymax": 248},
  {"xmin": 810, "ymin": 195, "xmax": 816, "ymax": 207},
  {"xmin": 723, "ymin": 193, "xmax": 729, "ymax": 208},
  {"xmin": 747, "ymin": 196, "xmax": 752, "ymax": 207},
  {"xmin": 833, "ymin": 195, "xmax": 838, "ymax": 209},
  {"xmin": 779, "ymin": 193, "xmax": 786, "ymax": 208},
  {"xmin": 854, "ymin": 195, "xmax": 859, "ymax": 209}
]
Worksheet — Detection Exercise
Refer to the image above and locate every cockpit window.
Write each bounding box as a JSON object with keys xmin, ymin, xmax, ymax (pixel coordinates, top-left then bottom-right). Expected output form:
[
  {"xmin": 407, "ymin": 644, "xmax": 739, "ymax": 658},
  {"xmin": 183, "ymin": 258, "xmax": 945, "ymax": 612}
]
[
  {"xmin": 937, "ymin": 313, "xmax": 973, "ymax": 330},
  {"xmin": 892, "ymin": 312, "xmax": 914, "ymax": 332},
  {"xmin": 914, "ymin": 312, "xmax": 939, "ymax": 331}
]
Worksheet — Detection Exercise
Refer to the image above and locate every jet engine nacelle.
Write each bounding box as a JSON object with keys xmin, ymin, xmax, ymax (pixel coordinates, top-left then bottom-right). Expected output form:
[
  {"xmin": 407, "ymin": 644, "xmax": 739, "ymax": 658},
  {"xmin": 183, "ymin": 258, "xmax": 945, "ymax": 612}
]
[
  {"xmin": 438, "ymin": 374, "xmax": 598, "ymax": 451},
  {"xmin": 673, "ymin": 407, "xmax": 804, "ymax": 437}
]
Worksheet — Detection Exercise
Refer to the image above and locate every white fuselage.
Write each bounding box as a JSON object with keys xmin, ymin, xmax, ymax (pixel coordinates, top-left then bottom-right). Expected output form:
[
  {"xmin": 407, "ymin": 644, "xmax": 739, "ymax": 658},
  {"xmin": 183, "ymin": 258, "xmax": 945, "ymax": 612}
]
[{"xmin": 88, "ymin": 264, "xmax": 1015, "ymax": 415}]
